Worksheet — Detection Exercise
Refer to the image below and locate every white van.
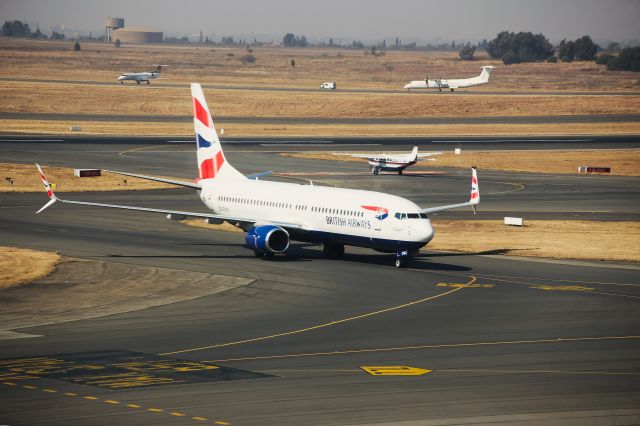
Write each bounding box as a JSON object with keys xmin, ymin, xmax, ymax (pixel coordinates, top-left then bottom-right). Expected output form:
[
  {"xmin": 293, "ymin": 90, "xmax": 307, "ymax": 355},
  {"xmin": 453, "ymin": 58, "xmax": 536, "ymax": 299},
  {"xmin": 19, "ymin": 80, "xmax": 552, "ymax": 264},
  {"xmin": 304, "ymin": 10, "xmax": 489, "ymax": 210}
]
[{"xmin": 320, "ymin": 82, "xmax": 336, "ymax": 90}]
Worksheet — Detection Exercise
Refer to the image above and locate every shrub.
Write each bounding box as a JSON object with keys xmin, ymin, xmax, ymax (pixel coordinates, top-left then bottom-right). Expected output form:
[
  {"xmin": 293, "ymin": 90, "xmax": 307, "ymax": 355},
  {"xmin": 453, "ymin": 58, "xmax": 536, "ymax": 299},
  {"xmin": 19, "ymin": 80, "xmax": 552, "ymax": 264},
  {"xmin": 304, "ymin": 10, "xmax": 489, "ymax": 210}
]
[
  {"xmin": 546, "ymin": 55, "xmax": 558, "ymax": 63},
  {"xmin": 240, "ymin": 54, "xmax": 256, "ymax": 64}
]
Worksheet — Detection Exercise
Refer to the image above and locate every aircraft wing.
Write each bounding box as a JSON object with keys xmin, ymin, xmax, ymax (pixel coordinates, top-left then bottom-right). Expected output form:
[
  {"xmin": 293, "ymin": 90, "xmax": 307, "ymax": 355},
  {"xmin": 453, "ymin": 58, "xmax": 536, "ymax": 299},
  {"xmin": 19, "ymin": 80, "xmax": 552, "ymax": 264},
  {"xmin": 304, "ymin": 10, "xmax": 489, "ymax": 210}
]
[
  {"xmin": 421, "ymin": 167, "xmax": 479, "ymax": 215},
  {"xmin": 105, "ymin": 169, "xmax": 201, "ymax": 189},
  {"xmin": 416, "ymin": 152, "xmax": 442, "ymax": 158},
  {"xmin": 332, "ymin": 152, "xmax": 377, "ymax": 159},
  {"xmin": 35, "ymin": 164, "xmax": 304, "ymax": 230}
]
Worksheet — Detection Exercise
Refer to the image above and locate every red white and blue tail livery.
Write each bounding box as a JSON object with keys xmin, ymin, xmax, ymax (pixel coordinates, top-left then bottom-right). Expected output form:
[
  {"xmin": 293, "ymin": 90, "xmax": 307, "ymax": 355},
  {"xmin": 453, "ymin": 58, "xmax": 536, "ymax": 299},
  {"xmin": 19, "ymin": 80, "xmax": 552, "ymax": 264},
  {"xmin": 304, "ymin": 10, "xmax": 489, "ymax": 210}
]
[{"xmin": 35, "ymin": 83, "xmax": 480, "ymax": 268}]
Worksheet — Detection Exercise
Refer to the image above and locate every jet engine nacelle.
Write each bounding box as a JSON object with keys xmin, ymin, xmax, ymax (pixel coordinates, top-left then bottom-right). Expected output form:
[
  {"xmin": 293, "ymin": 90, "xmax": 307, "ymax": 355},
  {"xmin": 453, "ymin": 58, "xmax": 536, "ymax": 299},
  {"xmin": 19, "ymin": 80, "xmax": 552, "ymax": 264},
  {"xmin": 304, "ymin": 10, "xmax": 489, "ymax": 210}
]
[{"xmin": 245, "ymin": 224, "xmax": 290, "ymax": 254}]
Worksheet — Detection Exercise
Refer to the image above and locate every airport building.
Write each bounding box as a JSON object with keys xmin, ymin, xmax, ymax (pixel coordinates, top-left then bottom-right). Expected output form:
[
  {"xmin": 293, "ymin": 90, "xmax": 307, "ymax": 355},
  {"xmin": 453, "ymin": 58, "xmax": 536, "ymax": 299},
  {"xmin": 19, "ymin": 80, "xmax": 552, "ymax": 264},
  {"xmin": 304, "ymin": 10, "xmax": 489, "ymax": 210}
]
[{"xmin": 106, "ymin": 17, "xmax": 163, "ymax": 44}]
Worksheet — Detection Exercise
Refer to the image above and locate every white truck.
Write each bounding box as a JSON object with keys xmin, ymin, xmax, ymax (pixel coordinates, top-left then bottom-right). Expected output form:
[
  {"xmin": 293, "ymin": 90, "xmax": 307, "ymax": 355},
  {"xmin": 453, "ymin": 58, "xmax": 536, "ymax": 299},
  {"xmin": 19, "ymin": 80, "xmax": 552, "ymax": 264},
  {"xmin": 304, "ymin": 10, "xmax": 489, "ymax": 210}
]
[{"xmin": 320, "ymin": 82, "xmax": 336, "ymax": 90}]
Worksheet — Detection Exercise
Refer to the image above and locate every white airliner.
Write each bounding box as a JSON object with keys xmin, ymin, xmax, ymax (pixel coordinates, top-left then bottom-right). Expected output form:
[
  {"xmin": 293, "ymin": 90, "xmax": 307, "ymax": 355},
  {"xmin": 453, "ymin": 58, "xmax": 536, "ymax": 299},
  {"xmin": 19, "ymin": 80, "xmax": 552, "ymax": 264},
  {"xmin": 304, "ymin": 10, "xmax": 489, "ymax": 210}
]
[
  {"xmin": 404, "ymin": 65, "xmax": 494, "ymax": 92},
  {"xmin": 35, "ymin": 83, "xmax": 479, "ymax": 268},
  {"xmin": 117, "ymin": 65, "xmax": 168, "ymax": 84},
  {"xmin": 338, "ymin": 146, "xmax": 442, "ymax": 175}
]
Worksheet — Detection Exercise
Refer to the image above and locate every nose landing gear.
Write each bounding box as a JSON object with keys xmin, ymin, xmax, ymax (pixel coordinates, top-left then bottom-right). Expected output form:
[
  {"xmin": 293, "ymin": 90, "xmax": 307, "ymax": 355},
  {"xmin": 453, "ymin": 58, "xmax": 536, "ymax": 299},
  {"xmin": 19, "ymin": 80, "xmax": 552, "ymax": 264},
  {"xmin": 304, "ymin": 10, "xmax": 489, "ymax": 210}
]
[{"xmin": 395, "ymin": 250, "xmax": 409, "ymax": 268}]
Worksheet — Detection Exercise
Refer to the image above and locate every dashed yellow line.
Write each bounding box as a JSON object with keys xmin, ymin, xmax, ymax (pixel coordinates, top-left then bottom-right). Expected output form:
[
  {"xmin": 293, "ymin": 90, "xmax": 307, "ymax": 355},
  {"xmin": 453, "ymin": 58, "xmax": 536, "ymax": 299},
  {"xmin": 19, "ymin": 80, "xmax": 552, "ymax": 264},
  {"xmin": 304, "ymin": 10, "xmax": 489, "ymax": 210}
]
[
  {"xmin": 161, "ymin": 280, "xmax": 472, "ymax": 356},
  {"xmin": 1, "ymin": 381, "xmax": 229, "ymax": 424}
]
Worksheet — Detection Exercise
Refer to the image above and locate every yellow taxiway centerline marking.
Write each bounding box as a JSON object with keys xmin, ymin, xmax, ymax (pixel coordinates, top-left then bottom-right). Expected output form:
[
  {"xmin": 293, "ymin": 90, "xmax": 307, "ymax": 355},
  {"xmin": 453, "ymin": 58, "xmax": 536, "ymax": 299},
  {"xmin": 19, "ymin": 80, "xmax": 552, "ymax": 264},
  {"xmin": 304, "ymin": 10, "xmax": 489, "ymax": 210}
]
[
  {"xmin": 84, "ymin": 396, "xmax": 99, "ymax": 400},
  {"xmin": 64, "ymin": 392, "xmax": 77, "ymax": 396},
  {"xmin": 23, "ymin": 385, "xmax": 37, "ymax": 389},
  {"xmin": 148, "ymin": 408, "xmax": 164, "ymax": 412},
  {"xmin": 192, "ymin": 417, "xmax": 208, "ymax": 421},
  {"xmin": 440, "ymin": 368, "xmax": 640, "ymax": 376},
  {"xmin": 104, "ymin": 399, "xmax": 120, "ymax": 404},
  {"xmin": 127, "ymin": 404, "xmax": 141, "ymax": 408},
  {"xmin": 205, "ymin": 335, "xmax": 640, "ymax": 363},
  {"xmin": 171, "ymin": 412, "xmax": 186, "ymax": 417},
  {"xmin": 161, "ymin": 279, "xmax": 472, "ymax": 356},
  {"xmin": 43, "ymin": 388, "xmax": 57, "ymax": 393},
  {"xmin": 436, "ymin": 283, "xmax": 494, "ymax": 288}
]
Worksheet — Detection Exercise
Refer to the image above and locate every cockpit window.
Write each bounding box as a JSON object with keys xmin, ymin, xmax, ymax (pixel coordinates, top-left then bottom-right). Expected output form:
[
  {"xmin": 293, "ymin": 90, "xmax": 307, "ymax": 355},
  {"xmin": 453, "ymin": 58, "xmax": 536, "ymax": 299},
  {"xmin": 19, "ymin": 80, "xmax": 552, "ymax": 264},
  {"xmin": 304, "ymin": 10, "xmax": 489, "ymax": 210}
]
[{"xmin": 395, "ymin": 212, "xmax": 428, "ymax": 219}]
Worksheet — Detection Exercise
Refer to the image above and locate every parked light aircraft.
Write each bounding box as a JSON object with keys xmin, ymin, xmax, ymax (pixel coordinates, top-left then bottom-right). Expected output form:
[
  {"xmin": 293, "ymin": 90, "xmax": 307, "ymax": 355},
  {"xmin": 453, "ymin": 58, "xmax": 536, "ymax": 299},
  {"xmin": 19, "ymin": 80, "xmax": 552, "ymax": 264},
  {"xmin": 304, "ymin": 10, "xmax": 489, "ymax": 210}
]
[
  {"xmin": 35, "ymin": 83, "xmax": 479, "ymax": 268},
  {"xmin": 337, "ymin": 146, "xmax": 442, "ymax": 175},
  {"xmin": 117, "ymin": 65, "xmax": 168, "ymax": 84},
  {"xmin": 404, "ymin": 65, "xmax": 494, "ymax": 92}
]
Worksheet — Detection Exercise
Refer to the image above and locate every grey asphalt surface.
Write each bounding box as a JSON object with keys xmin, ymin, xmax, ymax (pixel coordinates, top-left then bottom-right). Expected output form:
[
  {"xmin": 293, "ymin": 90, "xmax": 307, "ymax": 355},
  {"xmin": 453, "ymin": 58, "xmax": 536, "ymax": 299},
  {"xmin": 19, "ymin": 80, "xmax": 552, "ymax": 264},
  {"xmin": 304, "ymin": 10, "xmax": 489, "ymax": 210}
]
[
  {"xmin": 1, "ymin": 137, "xmax": 639, "ymax": 425},
  {"xmin": 2, "ymin": 111, "xmax": 640, "ymax": 125},
  {"xmin": 3, "ymin": 76, "xmax": 640, "ymax": 97}
]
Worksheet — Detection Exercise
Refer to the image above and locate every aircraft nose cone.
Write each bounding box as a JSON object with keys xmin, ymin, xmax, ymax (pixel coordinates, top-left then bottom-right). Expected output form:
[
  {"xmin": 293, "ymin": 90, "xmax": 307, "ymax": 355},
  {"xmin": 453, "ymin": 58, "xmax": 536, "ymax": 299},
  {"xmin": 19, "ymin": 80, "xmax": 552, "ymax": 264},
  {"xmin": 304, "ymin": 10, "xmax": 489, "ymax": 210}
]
[{"xmin": 420, "ymin": 220, "xmax": 435, "ymax": 243}]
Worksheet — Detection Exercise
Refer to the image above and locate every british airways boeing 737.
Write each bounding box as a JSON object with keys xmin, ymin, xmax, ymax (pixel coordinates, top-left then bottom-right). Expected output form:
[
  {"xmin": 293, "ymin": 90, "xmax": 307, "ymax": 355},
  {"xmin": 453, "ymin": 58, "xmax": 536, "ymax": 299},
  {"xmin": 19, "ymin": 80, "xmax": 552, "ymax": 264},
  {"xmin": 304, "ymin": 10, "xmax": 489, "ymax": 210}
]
[{"xmin": 36, "ymin": 83, "xmax": 479, "ymax": 268}]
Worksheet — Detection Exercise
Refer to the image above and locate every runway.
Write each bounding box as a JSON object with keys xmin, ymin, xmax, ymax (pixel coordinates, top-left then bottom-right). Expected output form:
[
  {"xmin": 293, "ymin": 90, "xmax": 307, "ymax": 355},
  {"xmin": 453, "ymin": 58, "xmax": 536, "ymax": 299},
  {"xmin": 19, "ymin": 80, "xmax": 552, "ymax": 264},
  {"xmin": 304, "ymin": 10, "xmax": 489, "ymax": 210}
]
[
  {"xmin": 2, "ymin": 111, "xmax": 640, "ymax": 125},
  {"xmin": 1, "ymin": 137, "xmax": 639, "ymax": 425},
  {"xmin": 2, "ymin": 76, "xmax": 640, "ymax": 97}
]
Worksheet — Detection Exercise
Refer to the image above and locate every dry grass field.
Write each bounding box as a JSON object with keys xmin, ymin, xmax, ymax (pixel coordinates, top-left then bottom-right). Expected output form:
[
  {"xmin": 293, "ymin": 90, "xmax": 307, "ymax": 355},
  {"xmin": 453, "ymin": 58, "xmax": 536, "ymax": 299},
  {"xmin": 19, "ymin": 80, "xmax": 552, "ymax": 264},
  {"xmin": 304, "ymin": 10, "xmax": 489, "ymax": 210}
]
[
  {"xmin": 0, "ymin": 246, "xmax": 61, "ymax": 289},
  {"xmin": 180, "ymin": 219, "xmax": 639, "ymax": 263},
  {"xmin": 281, "ymin": 149, "xmax": 640, "ymax": 176},
  {"xmin": 1, "ymin": 39, "xmax": 639, "ymax": 137},
  {"xmin": 2, "ymin": 38, "xmax": 640, "ymax": 91},
  {"xmin": 0, "ymin": 163, "xmax": 176, "ymax": 192},
  {"xmin": 3, "ymin": 119, "xmax": 640, "ymax": 137},
  {"xmin": 428, "ymin": 220, "xmax": 640, "ymax": 263}
]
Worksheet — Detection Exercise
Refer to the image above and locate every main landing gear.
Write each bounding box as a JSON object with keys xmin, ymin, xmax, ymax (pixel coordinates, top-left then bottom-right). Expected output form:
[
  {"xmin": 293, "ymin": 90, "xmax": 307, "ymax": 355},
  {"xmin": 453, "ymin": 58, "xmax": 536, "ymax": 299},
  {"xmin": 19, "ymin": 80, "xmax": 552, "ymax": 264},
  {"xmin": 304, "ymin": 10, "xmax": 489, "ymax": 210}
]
[
  {"xmin": 395, "ymin": 250, "xmax": 409, "ymax": 268},
  {"xmin": 371, "ymin": 166, "xmax": 380, "ymax": 175},
  {"xmin": 323, "ymin": 242, "xmax": 345, "ymax": 259}
]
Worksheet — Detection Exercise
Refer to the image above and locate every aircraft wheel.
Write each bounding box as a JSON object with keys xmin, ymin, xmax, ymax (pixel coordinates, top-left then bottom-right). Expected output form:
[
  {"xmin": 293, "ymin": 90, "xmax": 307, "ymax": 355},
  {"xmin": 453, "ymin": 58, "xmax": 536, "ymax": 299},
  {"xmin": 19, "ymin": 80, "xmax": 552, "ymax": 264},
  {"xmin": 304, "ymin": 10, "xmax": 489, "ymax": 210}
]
[
  {"xmin": 147, "ymin": 81, "xmax": 150, "ymax": 84},
  {"xmin": 136, "ymin": 81, "xmax": 140, "ymax": 84},
  {"xmin": 398, "ymin": 170, "xmax": 403, "ymax": 175},
  {"xmin": 395, "ymin": 256, "xmax": 408, "ymax": 268},
  {"xmin": 451, "ymin": 88, "xmax": 454, "ymax": 92},
  {"xmin": 254, "ymin": 250, "xmax": 264, "ymax": 258},
  {"xmin": 120, "ymin": 81, "xmax": 123, "ymax": 84}
]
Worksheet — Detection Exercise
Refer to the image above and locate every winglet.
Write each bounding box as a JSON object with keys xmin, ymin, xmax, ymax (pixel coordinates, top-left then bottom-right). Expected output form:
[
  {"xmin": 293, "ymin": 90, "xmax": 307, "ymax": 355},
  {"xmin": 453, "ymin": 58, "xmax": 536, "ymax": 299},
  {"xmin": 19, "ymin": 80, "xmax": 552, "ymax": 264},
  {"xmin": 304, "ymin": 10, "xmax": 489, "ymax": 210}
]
[{"xmin": 35, "ymin": 163, "xmax": 58, "ymax": 213}]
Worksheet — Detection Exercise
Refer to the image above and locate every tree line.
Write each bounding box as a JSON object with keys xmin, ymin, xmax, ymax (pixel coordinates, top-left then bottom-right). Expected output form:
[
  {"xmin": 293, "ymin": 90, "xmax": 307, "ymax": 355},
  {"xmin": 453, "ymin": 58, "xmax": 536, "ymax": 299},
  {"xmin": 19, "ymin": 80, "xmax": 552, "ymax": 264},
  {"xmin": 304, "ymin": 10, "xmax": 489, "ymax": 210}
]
[{"xmin": 1, "ymin": 19, "xmax": 64, "ymax": 40}]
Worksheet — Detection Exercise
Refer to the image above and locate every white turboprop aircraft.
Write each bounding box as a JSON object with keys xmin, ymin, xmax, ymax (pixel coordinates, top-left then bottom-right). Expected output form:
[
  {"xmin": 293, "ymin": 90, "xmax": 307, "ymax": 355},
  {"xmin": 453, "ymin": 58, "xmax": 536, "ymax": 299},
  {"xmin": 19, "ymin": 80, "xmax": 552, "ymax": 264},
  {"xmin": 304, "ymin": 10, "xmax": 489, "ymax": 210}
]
[
  {"xmin": 338, "ymin": 146, "xmax": 442, "ymax": 175},
  {"xmin": 404, "ymin": 65, "xmax": 494, "ymax": 92},
  {"xmin": 35, "ymin": 83, "xmax": 479, "ymax": 268},
  {"xmin": 117, "ymin": 65, "xmax": 168, "ymax": 84}
]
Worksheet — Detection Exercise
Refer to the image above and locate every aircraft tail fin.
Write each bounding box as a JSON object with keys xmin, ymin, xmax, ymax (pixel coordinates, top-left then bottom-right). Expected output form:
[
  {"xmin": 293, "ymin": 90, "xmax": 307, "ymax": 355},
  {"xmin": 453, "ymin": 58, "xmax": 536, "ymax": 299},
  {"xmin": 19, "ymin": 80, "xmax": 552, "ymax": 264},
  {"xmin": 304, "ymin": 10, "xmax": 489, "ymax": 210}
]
[
  {"xmin": 480, "ymin": 66, "xmax": 494, "ymax": 82},
  {"xmin": 191, "ymin": 83, "xmax": 244, "ymax": 182},
  {"xmin": 35, "ymin": 163, "xmax": 59, "ymax": 213},
  {"xmin": 154, "ymin": 64, "xmax": 169, "ymax": 73}
]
